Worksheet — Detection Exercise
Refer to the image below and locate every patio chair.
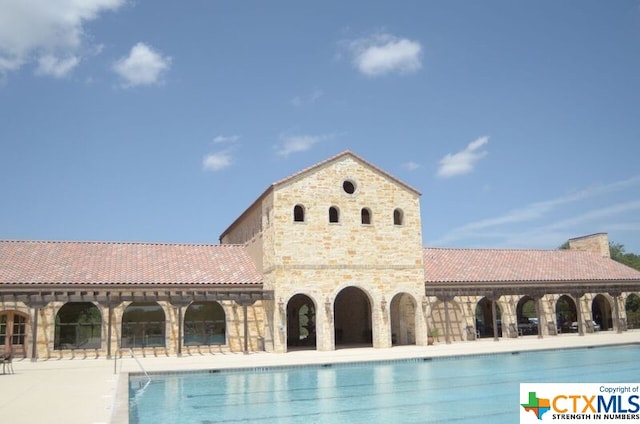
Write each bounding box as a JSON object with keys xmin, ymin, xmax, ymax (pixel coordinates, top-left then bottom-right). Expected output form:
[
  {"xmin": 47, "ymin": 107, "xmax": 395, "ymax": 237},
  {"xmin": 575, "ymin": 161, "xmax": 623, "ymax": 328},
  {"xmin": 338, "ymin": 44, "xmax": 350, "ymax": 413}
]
[{"xmin": 1, "ymin": 352, "xmax": 14, "ymax": 375}]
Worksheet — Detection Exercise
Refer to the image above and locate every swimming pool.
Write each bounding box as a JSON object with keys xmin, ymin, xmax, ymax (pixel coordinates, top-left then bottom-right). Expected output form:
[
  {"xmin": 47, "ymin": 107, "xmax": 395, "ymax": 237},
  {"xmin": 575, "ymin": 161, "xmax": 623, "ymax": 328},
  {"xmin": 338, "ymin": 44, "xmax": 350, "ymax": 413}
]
[{"xmin": 129, "ymin": 344, "xmax": 639, "ymax": 423}]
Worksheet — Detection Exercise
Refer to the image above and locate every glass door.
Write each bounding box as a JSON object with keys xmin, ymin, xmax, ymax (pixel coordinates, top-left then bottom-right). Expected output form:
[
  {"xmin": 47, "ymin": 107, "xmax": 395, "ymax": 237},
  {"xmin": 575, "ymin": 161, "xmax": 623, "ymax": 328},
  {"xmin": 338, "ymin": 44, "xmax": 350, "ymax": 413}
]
[{"xmin": 0, "ymin": 312, "xmax": 27, "ymax": 358}]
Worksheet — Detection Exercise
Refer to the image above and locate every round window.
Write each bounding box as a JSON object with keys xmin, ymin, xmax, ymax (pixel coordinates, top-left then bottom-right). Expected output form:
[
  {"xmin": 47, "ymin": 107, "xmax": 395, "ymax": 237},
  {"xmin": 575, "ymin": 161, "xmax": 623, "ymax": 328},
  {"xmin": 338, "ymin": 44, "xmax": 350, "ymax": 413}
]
[{"xmin": 343, "ymin": 180, "xmax": 356, "ymax": 194}]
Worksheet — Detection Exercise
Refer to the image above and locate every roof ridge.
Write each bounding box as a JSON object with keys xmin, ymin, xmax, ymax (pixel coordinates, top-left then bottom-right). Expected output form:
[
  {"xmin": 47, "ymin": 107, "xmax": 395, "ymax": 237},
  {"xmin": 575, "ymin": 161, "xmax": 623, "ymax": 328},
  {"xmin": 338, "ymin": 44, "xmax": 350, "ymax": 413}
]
[
  {"xmin": 423, "ymin": 246, "xmax": 565, "ymax": 252},
  {"xmin": 0, "ymin": 239, "xmax": 242, "ymax": 248}
]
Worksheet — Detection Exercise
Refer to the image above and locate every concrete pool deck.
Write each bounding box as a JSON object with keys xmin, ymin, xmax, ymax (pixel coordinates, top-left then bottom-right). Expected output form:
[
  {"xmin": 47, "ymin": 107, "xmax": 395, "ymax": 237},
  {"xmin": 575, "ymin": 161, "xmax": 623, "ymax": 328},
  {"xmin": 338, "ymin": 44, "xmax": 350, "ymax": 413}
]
[{"xmin": 1, "ymin": 331, "xmax": 638, "ymax": 424}]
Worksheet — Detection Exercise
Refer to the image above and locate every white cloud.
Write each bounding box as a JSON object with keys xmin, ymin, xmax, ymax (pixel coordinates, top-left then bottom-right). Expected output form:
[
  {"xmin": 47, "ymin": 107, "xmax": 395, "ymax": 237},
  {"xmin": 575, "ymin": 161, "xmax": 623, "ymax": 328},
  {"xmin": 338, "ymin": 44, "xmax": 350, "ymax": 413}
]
[
  {"xmin": 0, "ymin": 0, "xmax": 125, "ymax": 76},
  {"xmin": 203, "ymin": 151, "xmax": 233, "ymax": 172},
  {"xmin": 275, "ymin": 134, "xmax": 322, "ymax": 157},
  {"xmin": 213, "ymin": 135, "xmax": 240, "ymax": 144},
  {"xmin": 35, "ymin": 54, "xmax": 80, "ymax": 78},
  {"xmin": 429, "ymin": 175, "xmax": 640, "ymax": 247},
  {"xmin": 113, "ymin": 42, "xmax": 171, "ymax": 87},
  {"xmin": 402, "ymin": 161, "xmax": 420, "ymax": 171},
  {"xmin": 347, "ymin": 32, "xmax": 422, "ymax": 77},
  {"xmin": 436, "ymin": 136, "xmax": 489, "ymax": 178}
]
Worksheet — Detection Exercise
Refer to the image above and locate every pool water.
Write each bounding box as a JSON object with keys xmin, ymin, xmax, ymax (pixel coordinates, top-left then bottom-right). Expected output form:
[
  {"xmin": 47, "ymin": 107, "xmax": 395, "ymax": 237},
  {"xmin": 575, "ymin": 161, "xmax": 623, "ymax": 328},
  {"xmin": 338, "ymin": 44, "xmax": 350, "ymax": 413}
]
[{"xmin": 129, "ymin": 344, "xmax": 639, "ymax": 423}]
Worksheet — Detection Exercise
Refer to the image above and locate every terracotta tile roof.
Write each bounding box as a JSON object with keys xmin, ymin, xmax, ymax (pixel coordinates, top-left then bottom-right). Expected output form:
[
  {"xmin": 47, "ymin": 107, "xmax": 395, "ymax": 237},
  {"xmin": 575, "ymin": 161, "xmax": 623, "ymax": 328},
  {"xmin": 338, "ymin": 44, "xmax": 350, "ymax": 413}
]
[
  {"xmin": 0, "ymin": 240, "xmax": 262, "ymax": 287},
  {"xmin": 423, "ymin": 247, "xmax": 640, "ymax": 283}
]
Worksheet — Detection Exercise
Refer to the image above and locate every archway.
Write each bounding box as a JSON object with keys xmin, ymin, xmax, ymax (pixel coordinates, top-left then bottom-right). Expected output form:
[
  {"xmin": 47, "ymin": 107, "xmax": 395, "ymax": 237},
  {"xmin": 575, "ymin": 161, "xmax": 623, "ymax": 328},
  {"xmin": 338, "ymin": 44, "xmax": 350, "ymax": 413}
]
[
  {"xmin": 0, "ymin": 311, "xmax": 28, "ymax": 358},
  {"xmin": 390, "ymin": 293, "xmax": 416, "ymax": 346},
  {"xmin": 54, "ymin": 302, "xmax": 102, "ymax": 350},
  {"xmin": 516, "ymin": 296, "xmax": 538, "ymax": 336},
  {"xmin": 334, "ymin": 287, "xmax": 372, "ymax": 347},
  {"xmin": 556, "ymin": 295, "xmax": 577, "ymax": 333},
  {"xmin": 430, "ymin": 298, "xmax": 465, "ymax": 342},
  {"xmin": 625, "ymin": 293, "xmax": 640, "ymax": 329},
  {"xmin": 184, "ymin": 301, "xmax": 226, "ymax": 346},
  {"xmin": 286, "ymin": 294, "xmax": 316, "ymax": 350},
  {"xmin": 121, "ymin": 302, "xmax": 166, "ymax": 348},
  {"xmin": 591, "ymin": 295, "xmax": 612, "ymax": 331},
  {"xmin": 475, "ymin": 298, "xmax": 502, "ymax": 338}
]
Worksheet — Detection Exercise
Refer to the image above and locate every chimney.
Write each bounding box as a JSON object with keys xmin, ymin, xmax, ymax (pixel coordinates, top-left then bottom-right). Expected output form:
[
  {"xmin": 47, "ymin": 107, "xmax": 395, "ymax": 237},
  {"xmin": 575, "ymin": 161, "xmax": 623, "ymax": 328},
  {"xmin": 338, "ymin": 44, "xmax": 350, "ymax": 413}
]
[{"xmin": 568, "ymin": 233, "xmax": 610, "ymax": 258}]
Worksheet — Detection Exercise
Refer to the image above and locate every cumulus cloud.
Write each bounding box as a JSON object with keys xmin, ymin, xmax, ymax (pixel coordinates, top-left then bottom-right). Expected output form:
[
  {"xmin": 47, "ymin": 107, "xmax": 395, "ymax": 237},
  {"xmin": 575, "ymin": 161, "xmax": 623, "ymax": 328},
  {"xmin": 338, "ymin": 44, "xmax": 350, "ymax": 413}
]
[
  {"xmin": 213, "ymin": 135, "xmax": 240, "ymax": 144},
  {"xmin": 436, "ymin": 136, "xmax": 489, "ymax": 178},
  {"xmin": 347, "ymin": 32, "xmax": 422, "ymax": 77},
  {"xmin": 275, "ymin": 134, "xmax": 323, "ymax": 157},
  {"xmin": 113, "ymin": 42, "xmax": 171, "ymax": 87},
  {"xmin": 203, "ymin": 151, "xmax": 233, "ymax": 172},
  {"xmin": 0, "ymin": 0, "xmax": 125, "ymax": 77}
]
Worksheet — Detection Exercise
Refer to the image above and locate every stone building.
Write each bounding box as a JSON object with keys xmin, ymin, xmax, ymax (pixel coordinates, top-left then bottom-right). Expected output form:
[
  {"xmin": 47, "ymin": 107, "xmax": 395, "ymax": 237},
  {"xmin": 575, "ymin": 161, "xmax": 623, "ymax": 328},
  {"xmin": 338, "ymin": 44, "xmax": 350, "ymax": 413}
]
[{"xmin": 1, "ymin": 151, "xmax": 639, "ymax": 360}]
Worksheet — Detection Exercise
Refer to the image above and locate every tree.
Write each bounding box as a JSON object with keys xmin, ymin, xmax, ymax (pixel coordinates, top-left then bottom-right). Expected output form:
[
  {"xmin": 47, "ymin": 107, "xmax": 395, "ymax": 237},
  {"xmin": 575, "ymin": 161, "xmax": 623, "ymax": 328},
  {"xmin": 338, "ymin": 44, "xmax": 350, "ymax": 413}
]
[{"xmin": 609, "ymin": 243, "xmax": 640, "ymax": 271}]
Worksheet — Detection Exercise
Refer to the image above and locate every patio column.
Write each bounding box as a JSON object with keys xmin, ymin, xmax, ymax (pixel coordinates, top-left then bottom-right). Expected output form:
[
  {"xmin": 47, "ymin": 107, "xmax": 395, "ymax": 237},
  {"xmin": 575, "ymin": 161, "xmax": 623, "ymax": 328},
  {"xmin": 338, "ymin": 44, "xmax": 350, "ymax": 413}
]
[
  {"xmin": 491, "ymin": 298, "xmax": 499, "ymax": 342},
  {"xmin": 610, "ymin": 292, "xmax": 622, "ymax": 334},
  {"xmin": 534, "ymin": 296, "xmax": 543, "ymax": 339},
  {"xmin": 169, "ymin": 296, "xmax": 191, "ymax": 357},
  {"xmin": 24, "ymin": 298, "xmax": 48, "ymax": 362},
  {"xmin": 572, "ymin": 291, "xmax": 585, "ymax": 336}
]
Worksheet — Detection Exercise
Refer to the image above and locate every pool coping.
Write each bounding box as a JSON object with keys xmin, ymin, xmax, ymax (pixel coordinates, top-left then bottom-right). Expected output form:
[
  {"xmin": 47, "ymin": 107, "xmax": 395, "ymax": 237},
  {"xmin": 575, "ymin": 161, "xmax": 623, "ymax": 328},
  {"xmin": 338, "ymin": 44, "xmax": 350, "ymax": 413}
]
[{"xmin": 112, "ymin": 335, "xmax": 640, "ymax": 424}]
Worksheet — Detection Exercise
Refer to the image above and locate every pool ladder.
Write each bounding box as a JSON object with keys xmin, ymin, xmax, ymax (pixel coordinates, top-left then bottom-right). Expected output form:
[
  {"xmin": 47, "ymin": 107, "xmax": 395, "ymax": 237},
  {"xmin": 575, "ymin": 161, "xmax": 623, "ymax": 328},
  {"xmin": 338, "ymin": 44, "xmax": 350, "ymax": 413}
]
[{"xmin": 130, "ymin": 349, "xmax": 152, "ymax": 384}]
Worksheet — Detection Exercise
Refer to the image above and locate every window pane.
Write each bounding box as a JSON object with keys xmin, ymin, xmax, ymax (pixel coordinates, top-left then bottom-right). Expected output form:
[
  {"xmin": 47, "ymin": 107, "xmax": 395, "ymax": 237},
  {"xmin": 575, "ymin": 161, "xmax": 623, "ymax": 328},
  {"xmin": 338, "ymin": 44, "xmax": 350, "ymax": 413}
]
[
  {"xmin": 121, "ymin": 302, "xmax": 165, "ymax": 348},
  {"xmin": 184, "ymin": 302, "xmax": 226, "ymax": 346},
  {"xmin": 54, "ymin": 303, "xmax": 102, "ymax": 349}
]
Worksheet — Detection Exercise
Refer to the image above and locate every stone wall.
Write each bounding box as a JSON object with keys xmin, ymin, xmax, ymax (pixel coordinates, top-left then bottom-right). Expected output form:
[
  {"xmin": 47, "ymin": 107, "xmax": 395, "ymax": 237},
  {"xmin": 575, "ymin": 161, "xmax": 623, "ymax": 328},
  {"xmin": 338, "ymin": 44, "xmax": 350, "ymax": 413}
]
[{"xmin": 569, "ymin": 233, "xmax": 610, "ymax": 257}]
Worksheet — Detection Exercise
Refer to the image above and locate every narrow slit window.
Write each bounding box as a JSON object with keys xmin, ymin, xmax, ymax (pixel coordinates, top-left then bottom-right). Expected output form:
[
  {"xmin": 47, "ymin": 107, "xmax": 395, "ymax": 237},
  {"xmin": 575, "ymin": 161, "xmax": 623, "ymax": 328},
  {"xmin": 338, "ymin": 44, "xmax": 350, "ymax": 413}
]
[
  {"xmin": 329, "ymin": 206, "xmax": 339, "ymax": 223},
  {"xmin": 294, "ymin": 204, "xmax": 305, "ymax": 222},
  {"xmin": 393, "ymin": 208, "xmax": 404, "ymax": 226},
  {"xmin": 361, "ymin": 208, "xmax": 371, "ymax": 225}
]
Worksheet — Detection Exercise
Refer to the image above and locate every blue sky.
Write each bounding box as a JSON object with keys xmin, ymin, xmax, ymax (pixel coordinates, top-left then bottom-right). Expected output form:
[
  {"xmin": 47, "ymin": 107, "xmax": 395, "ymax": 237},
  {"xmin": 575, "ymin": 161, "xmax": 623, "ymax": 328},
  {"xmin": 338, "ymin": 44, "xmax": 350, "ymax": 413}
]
[{"xmin": 1, "ymin": 0, "xmax": 640, "ymax": 252}]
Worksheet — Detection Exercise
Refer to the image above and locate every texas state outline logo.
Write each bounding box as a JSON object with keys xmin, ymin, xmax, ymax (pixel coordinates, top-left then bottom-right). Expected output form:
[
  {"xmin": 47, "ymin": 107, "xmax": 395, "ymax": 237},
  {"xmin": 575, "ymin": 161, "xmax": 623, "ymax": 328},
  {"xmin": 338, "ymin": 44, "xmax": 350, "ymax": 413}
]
[{"xmin": 520, "ymin": 383, "xmax": 640, "ymax": 423}]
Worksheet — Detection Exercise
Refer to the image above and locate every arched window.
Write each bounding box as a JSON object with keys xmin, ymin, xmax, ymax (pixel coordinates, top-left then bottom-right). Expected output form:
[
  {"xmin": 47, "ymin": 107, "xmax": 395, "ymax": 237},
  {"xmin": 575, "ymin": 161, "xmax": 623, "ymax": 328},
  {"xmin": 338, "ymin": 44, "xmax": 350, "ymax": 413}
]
[
  {"xmin": 329, "ymin": 206, "xmax": 339, "ymax": 223},
  {"xmin": 293, "ymin": 204, "xmax": 305, "ymax": 222},
  {"xmin": 184, "ymin": 301, "xmax": 226, "ymax": 346},
  {"xmin": 393, "ymin": 208, "xmax": 404, "ymax": 226},
  {"xmin": 361, "ymin": 208, "xmax": 371, "ymax": 225},
  {"xmin": 54, "ymin": 302, "xmax": 102, "ymax": 350},
  {"xmin": 121, "ymin": 302, "xmax": 165, "ymax": 348}
]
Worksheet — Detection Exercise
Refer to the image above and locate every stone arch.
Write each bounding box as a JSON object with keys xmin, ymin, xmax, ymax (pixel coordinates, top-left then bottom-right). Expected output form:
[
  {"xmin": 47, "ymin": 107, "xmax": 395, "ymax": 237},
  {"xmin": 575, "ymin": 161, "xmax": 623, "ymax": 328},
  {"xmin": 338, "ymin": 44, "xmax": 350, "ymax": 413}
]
[
  {"xmin": 625, "ymin": 293, "xmax": 640, "ymax": 329},
  {"xmin": 430, "ymin": 298, "xmax": 465, "ymax": 342},
  {"xmin": 475, "ymin": 298, "xmax": 502, "ymax": 338},
  {"xmin": 515, "ymin": 296, "xmax": 538, "ymax": 336},
  {"xmin": 54, "ymin": 302, "xmax": 102, "ymax": 350},
  {"xmin": 184, "ymin": 301, "xmax": 226, "ymax": 346},
  {"xmin": 556, "ymin": 295, "xmax": 577, "ymax": 333},
  {"xmin": 121, "ymin": 301, "xmax": 166, "ymax": 348},
  {"xmin": 591, "ymin": 294, "xmax": 612, "ymax": 331},
  {"xmin": 334, "ymin": 286, "xmax": 372, "ymax": 347},
  {"xmin": 286, "ymin": 294, "xmax": 316, "ymax": 350},
  {"xmin": 390, "ymin": 293, "xmax": 417, "ymax": 346}
]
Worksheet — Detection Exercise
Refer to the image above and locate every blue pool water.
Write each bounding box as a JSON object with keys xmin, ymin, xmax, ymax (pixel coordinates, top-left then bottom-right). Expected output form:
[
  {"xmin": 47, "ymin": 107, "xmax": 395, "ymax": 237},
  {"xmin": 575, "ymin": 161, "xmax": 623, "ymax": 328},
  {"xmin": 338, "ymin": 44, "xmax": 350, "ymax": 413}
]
[{"xmin": 129, "ymin": 344, "xmax": 639, "ymax": 423}]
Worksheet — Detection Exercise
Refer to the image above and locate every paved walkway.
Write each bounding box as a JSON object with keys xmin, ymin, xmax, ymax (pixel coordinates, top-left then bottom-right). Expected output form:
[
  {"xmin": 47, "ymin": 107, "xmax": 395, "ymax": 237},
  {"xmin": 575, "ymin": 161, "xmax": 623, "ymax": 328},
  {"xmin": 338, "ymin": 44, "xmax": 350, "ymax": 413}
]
[{"xmin": 0, "ymin": 331, "xmax": 638, "ymax": 424}]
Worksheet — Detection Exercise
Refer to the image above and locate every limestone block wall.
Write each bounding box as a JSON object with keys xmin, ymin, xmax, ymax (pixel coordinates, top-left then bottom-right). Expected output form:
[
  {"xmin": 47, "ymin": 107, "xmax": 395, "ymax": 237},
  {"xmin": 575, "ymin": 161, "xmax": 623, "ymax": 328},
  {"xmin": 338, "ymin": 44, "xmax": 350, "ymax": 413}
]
[
  {"xmin": 569, "ymin": 233, "xmax": 610, "ymax": 257},
  {"xmin": 268, "ymin": 267, "xmax": 426, "ymax": 353},
  {"xmin": 265, "ymin": 156, "xmax": 423, "ymax": 273}
]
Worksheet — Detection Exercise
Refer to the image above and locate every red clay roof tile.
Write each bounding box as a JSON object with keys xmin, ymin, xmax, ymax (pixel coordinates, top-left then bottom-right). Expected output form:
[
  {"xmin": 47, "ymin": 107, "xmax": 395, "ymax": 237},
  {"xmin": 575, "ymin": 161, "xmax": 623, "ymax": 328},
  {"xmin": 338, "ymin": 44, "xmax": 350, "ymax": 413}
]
[
  {"xmin": 0, "ymin": 240, "xmax": 262, "ymax": 287},
  {"xmin": 423, "ymin": 247, "xmax": 640, "ymax": 283}
]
